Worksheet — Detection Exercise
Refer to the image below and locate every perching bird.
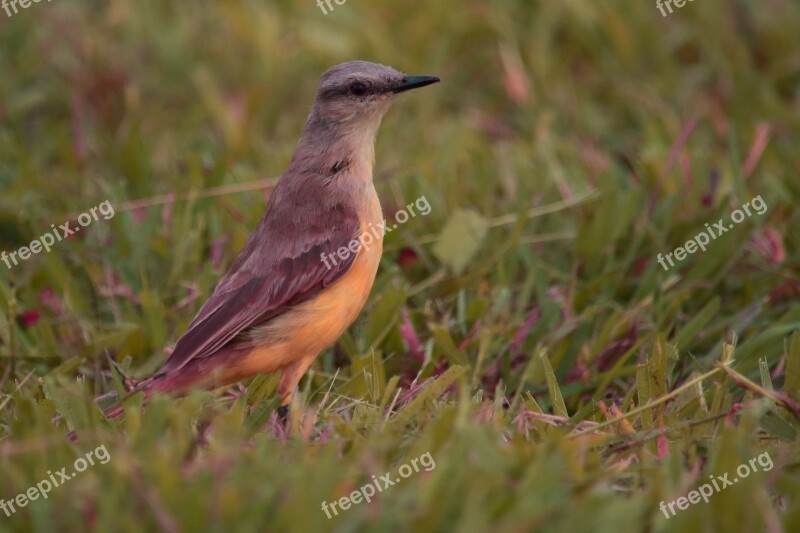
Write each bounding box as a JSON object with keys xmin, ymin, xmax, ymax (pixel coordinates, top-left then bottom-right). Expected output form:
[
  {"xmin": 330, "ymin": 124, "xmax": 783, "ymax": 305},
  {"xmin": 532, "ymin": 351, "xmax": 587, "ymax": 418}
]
[{"xmin": 109, "ymin": 61, "xmax": 439, "ymax": 419}]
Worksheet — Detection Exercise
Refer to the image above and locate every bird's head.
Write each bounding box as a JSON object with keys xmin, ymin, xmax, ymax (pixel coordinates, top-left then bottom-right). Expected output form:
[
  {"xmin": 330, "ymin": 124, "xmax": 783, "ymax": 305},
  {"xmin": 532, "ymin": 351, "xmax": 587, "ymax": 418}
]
[{"xmin": 310, "ymin": 61, "xmax": 439, "ymax": 129}]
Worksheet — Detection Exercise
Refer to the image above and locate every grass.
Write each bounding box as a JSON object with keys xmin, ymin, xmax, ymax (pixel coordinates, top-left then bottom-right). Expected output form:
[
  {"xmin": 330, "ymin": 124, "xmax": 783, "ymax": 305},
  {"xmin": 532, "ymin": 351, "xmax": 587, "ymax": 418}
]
[{"xmin": 1, "ymin": 0, "xmax": 800, "ymax": 531}]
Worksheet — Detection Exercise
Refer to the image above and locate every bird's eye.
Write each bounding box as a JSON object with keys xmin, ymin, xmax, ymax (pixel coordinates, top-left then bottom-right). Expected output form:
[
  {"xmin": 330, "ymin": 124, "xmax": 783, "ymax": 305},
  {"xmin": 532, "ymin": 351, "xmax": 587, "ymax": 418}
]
[{"xmin": 349, "ymin": 83, "xmax": 368, "ymax": 97}]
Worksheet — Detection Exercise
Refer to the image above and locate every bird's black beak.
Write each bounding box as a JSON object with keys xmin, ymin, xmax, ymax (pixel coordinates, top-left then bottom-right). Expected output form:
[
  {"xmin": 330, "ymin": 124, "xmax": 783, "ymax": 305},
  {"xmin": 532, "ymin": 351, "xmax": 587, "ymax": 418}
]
[{"xmin": 391, "ymin": 75, "xmax": 440, "ymax": 94}]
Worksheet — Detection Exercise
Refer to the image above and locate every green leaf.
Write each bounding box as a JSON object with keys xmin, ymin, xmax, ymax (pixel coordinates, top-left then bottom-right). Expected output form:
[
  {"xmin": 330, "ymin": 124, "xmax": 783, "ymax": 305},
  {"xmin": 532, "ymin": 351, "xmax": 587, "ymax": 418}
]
[
  {"xmin": 433, "ymin": 209, "xmax": 489, "ymax": 274},
  {"xmin": 672, "ymin": 297, "xmax": 720, "ymax": 350},
  {"xmin": 388, "ymin": 365, "xmax": 467, "ymax": 429},
  {"xmin": 786, "ymin": 332, "xmax": 800, "ymax": 400},
  {"xmin": 361, "ymin": 285, "xmax": 407, "ymax": 350},
  {"xmin": 539, "ymin": 351, "xmax": 567, "ymax": 418}
]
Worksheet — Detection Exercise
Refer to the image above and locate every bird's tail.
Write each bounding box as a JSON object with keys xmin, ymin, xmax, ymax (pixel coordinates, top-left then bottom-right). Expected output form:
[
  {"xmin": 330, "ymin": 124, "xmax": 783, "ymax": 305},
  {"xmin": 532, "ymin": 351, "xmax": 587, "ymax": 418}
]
[
  {"xmin": 100, "ymin": 374, "xmax": 169, "ymax": 419},
  {"xmin": 64, "ymin": 375, "xmax": 168, "ymax": 442}
]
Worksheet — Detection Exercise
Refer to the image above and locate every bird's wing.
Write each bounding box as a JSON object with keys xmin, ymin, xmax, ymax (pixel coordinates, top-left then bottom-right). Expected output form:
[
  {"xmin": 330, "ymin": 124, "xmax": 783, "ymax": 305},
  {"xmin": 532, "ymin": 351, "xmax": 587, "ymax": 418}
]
[{"xmin": 156, "ymin": 211, "xmax": 361, "ymax": 376}]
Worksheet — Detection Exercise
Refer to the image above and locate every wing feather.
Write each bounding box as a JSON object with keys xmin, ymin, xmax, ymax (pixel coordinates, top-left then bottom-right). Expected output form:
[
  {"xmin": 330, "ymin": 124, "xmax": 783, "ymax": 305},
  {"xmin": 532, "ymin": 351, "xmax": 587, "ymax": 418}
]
[{"xmin": 156, "ymin": 202, "xmax": 361, "ymax": 376}]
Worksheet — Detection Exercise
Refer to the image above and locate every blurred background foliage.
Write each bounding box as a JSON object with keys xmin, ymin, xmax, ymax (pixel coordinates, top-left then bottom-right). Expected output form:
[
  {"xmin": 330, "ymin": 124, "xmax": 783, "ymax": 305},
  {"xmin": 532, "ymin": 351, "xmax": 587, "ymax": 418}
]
[{"xmin": 1, "ymin": 0, "xmax": 800, "ymax": 531}]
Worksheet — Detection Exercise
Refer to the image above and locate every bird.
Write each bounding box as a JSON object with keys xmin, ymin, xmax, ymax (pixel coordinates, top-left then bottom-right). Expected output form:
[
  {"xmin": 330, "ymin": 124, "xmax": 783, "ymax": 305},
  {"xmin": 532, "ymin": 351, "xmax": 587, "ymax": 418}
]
[{"xmin": 107, "ymin": 61, "xmax": 439, "ymax": 421}]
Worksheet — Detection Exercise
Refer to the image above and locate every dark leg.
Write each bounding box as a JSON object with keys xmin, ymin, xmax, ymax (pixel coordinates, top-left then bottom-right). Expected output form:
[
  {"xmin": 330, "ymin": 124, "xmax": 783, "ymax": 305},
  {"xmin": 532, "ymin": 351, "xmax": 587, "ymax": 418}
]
[
  {"xmin": 277, "ymin": 405, "xmax": 289, "ymax": 423},
  {"xmin": 275, "ymin": 354, "xmax": 316, "ymax": 425}
]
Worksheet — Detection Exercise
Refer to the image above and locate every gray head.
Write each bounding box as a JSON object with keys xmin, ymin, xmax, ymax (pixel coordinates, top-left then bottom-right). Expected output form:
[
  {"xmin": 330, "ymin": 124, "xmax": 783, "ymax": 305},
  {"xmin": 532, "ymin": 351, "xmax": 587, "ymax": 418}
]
[{"xmin": 309, "ymin": 61, "xmax": 439, "ymax": 129}]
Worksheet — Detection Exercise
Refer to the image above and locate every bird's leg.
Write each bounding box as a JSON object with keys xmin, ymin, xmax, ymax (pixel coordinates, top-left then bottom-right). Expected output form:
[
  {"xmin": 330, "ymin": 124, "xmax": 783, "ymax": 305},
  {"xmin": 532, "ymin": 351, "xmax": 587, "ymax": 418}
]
[
  {"xmin": 277, "ymin": 405, "xmax": 290, "ymax": 422},
  {"xmin": 276, "ymin": 354, "xmax": 317, "ymax": 422}
]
